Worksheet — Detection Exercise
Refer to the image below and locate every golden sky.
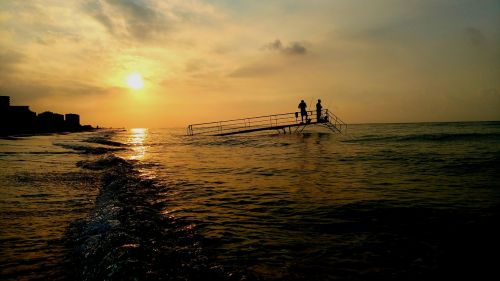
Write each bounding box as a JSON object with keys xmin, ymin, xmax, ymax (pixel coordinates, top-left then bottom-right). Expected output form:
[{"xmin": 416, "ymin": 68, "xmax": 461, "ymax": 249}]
[{"xmin": 1, "ymin": 0, "xmax": 499, "ymax": 127}]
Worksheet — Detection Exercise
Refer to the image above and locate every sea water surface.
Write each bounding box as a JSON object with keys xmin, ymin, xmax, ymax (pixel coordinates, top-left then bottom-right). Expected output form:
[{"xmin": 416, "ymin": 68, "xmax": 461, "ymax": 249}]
[
  {"xmin": 1, "ymin": 122, "xmax": 499, "ymax": 280},
  {"xmin": 0, "ymin": 132, "xmax": 103, "ymax": 280}
]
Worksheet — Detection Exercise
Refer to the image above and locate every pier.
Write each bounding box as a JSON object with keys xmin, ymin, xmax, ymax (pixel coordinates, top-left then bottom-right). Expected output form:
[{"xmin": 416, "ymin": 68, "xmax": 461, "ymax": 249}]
[{"xmin": 187, "ymin": 109, "xmax": 346, "ymax": 136}]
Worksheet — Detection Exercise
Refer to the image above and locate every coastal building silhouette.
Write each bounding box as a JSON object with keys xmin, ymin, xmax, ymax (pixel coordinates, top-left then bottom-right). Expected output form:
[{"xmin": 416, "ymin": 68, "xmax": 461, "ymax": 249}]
[
  {"xmin": 1, "ymin": 96, "xmax": 37, "ymax": 134},
  {"xmin": 65, "ymin": 113, "xmax": 81, "ymax": 129},
  {"xmin": 9, "ymin": 106, "xmax": 37, "ymax": 131},
  {"xmin": 0, "ymin": 96, "xmax": 9, "ymax": 108},
  {"xmin": 37, "ymin": 111, "xmax": 65, "ymax": 132},
  {"xmin": 1, "ymin": 96, "xmax": 89, "ymax": 135},
  {"xmin": 0, "ymin": 96, "xmax": 9, "ymax": 131}
]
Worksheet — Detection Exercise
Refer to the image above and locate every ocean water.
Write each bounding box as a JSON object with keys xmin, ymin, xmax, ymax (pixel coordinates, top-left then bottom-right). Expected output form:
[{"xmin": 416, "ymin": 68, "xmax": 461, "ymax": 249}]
[
  {"xmin": 0, "ymin": 132, "xmax": 103, "ymax": 280},
  {"xmin": 1, "ymin": 122, "xmax": 499, "ymax": 280}
]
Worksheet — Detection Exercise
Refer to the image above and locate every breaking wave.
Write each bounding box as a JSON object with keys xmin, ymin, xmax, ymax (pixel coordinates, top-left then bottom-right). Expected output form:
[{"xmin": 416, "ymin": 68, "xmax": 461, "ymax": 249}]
[
  {"xmin": 53, "ymin": 143, "xmax": 126, "ymax": 154},
  {"xmin": 83, "ymin": 136, "xmax": 126, "ymax": 147}
]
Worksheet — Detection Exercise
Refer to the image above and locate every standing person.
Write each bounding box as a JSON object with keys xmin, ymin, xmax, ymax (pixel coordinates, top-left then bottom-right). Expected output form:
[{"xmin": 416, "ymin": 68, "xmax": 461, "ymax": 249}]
[
  {"xmin": 316, "ymin": 99, "xmax": 323, "ymax": 122},
  {"xmin": 298, "ymin": 100, "xmax": 307, "ymax": 123}
]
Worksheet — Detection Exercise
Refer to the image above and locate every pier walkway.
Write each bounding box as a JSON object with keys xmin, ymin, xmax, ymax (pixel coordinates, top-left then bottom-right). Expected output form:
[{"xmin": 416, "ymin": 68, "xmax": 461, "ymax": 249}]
[{"xmin": 187, "ymin": 109, "xmax": 346, "ymax": 136}]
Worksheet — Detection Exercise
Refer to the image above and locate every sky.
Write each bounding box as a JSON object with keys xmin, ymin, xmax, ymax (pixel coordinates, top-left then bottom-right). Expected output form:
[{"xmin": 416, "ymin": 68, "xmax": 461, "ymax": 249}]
[{"xmin": 1, "ymin": 0, "xmax": 499, "ymax": 127}]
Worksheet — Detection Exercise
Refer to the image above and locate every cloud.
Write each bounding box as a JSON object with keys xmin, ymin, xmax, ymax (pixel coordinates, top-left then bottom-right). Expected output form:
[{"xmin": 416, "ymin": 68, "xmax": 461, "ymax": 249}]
[
  {"xmin": 2, "ymin": 0, "xmax": 499, "ymax": 126},
  {"xmin": 106, "ymin": 0, "xmax": 156, "ymax": 20},
  {"xmin": 0, "ymin": 49, "xmax": 26, "ymax": 76},
  {"xmin": 264, "ymin": 39, "xmax": 307, "ymax": 55},
  {"xmin": 266, "ymin": 39, "xmax": 283, "ymax": 51},
  {"xmin": 0, "ymin": 77, "xmax": 122, "ymax": 104},
  {"xmin": 481, "ymin": 88, "xmax": 499, "ymax": 99},
  {"xmin": 82, "ymin": 0, "xmax": 222, "ymax": 43},
  {"xmin": 83, "ymin": 0, "xmax": 170, "ymax": 40},
  {"xmin": 106, "ymin": 0, "xmax": 169, "ymax": 40},
  {"xmin": 228, "ymin": 63, "xmax": 278, "ymax": 78},
  {"xmin": 0, "ymin": 81, "xmax": 53, "ymax": 103},
  {"xmin": 464, "ymin": 27, "xmax": 485, "ymax": 46},
  {"xmin": 83, "ymin": 1, "xmax": 115, "ymax": 34},
  {"xmin": 34, "ymin": 30, "xmax": 82, "ymax": 46},
  {"xmin": 0, "ymin": 49, "xmax": 25, "ymax": 66}
]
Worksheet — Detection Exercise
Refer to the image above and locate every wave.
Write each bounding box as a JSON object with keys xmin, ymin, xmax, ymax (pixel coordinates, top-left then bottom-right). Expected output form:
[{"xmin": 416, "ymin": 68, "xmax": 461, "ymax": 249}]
[
  {"xmin": 53, "ymin": 143, "xmax": 126, "ymax": 154},
  {"xmin": 345, "ymin": 132, "xmax": 500, "ymax": 143},
  {"xmin": 66, "ymin": 155, "xmax": 249, "ymax": 280},
  {"xmin": 83, "ymin": 136, "xmax": 125, "ymax": 147},
  {"xmin": 76, "ymin": 155, "xmax": 133, "ymax": 170}
]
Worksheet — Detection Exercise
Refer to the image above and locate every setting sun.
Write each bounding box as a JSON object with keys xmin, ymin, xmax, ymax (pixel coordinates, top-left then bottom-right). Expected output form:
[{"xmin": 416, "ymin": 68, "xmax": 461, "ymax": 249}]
[{"xmin": 126, "ymin": 73, "xmax": 144, "ymax": 90}]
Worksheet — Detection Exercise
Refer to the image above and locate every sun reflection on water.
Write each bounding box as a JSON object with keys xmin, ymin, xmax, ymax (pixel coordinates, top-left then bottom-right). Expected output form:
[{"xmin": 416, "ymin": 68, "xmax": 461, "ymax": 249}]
[{"xmin": 128, "ymin": 128, "xmax": 148, "ymax": 160}]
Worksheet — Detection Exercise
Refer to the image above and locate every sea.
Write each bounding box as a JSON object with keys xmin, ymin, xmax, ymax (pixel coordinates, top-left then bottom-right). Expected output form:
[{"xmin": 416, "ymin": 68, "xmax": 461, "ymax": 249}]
[{"xmin": 1, "ymin": 122, "xmax": 499, "ymax": 280}]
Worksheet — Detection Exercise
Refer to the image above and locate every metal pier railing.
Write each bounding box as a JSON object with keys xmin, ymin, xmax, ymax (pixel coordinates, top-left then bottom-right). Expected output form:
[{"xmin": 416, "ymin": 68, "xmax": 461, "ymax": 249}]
[
  {"xmin": 320, "ymin": 109, "xmax": 347, "ymax": 134},
  {"xmin": 186, "ymin": 109, "xmax": 347, "ymax": 136}
]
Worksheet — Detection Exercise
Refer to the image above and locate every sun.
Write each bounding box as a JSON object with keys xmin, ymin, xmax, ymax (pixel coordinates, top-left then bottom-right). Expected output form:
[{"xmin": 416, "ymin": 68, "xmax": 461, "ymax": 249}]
[{"xmin": 126, "ymin": 72, "xmax": 144, "ymax": 90}]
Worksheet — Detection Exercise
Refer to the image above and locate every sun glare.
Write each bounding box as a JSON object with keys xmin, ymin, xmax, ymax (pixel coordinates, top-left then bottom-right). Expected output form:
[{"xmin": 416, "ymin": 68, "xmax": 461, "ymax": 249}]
[{"xmin": 126, "ymin": 72, "xmax": 144, "ymax": 90}]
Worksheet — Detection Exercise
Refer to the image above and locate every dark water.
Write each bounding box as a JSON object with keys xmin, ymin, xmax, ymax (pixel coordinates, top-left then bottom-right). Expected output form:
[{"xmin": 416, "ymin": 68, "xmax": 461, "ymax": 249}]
[
  {"xmin": 1, "ymin": 122, "xmax": 499, "ymax": 280},
  {"xmin": 0, "ymin": 132, "xmax": 102, "ymax": 280}
]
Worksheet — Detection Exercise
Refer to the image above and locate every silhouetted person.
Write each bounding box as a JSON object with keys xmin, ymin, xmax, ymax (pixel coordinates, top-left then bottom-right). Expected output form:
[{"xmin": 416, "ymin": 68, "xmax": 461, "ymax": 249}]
[
  {"xmin": 298, "ymin": 100, "xmax": 307, "ymax": 123},
  {"xmin": 316, "ymin": 99, "xmax": 323, "ymax": 122}
]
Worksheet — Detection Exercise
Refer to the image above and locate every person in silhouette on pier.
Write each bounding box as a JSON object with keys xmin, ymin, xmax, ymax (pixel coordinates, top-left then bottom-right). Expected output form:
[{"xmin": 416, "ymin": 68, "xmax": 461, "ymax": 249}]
[
  {"xmin": 316, "ymin": 99, "xmax": 323, "ymax": 123},
  {"xmin": 298, "ymin": 100, "xmax": 307, "ymax": 123}
]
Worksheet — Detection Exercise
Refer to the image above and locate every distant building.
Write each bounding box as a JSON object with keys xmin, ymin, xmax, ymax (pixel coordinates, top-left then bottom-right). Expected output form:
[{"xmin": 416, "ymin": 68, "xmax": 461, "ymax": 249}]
[
  {"xmin": 1, "ymin": 104, "xmax": 36, "ymax": 133},
  {"xmin": 65, "ymin": 113, "xmax": 81, "ymax": 129},
  {"xmin": 10, "ymin": 106, "xmax": 37, "ymax": 127},
  {"xmin": 37, "ymin": 111, "xmax": 65, "ymax": 132},
  {"xmin": 1, "ymin": 96, "xmax": 91, "ymax": 135},
  {"xmin": 0, "ymin": 96, "xmax": 10, "ymax": 108},
  {"xmin": 0, "ymin": 96, "xmax": 9, "ymax": 131}
]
